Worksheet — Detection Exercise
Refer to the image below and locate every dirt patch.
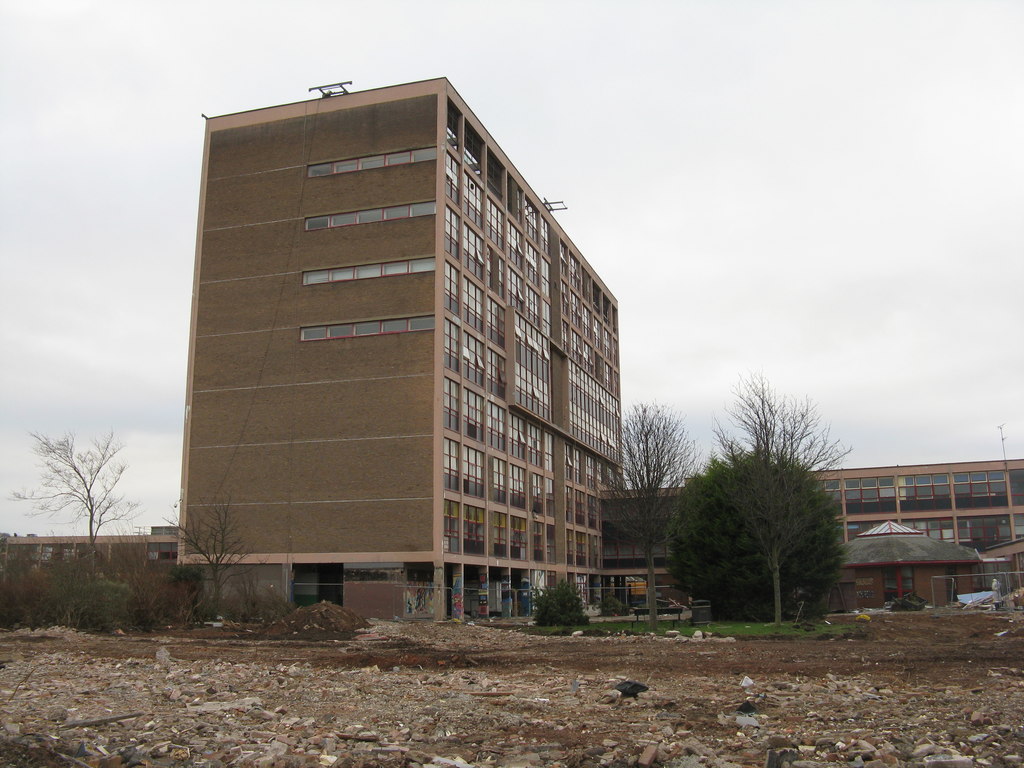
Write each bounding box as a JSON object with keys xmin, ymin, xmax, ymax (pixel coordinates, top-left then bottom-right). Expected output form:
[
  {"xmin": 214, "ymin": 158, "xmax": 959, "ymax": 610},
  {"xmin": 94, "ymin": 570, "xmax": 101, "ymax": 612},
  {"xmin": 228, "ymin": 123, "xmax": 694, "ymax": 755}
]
[{"xmin": 262, "ymin": 600, "xmax": 370, "ymax": 638}]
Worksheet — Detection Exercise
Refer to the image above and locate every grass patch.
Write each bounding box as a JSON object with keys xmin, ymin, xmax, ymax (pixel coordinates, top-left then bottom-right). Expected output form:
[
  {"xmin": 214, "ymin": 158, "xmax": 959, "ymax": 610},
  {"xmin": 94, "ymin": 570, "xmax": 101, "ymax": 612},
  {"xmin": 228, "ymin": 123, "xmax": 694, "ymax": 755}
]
[{"xmin": 519, "ymin": 619, "xmax": 850, "ymax": 638}]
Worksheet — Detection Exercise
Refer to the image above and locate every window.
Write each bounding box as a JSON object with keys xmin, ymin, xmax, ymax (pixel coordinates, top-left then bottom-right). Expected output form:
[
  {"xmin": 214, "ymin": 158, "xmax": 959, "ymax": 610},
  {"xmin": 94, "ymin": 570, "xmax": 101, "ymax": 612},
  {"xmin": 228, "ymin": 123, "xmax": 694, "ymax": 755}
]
[
  {"xmin": 463, "ymin": 125, "xmax": 483, "ymax": 174},
  {"xmin": 443, "ymin": 319, "xmax": 460, "ymax": 371},
  {"xmin": 491, "ymin": 511, "xmax": 507, "ymax": 557},
  {"xmin": 509, "ymin": 516, "xmax": 526, "ymax": 559},
  {"xmin": 443, "ymin": 378, "xmax": 460, "ymax": 432},
  {"xmin": 305, "ymin": 202, "xmax": 436, "ymax": 231},
  {"xmin": 463, "ymin": 174, "xmax": 483, "ymax": 227},
  {"xmin": 444, "ymin": 500, "xmax": 460, "ymax": 553},
  {"xmin": 587, "ymin": 494, "xmax": 599, "ymax": 529},
  {"xmin": 445, "ymin": 153, "xmax": 460, "ymax": 202},
  {"xmin": 514, "ymin": 315, "xmax": 552, "ymax": 420},
  {"xmin": 446, "ymin": 102, "xmax": 460, "ymax": 149},
  {"xmin": 530, "ymin": 472, "xmax": 543, "ymax": 516},
  {"xmin": 953, "ymin": 470, "xmax": 1008, "ymax": 509},
  {"xmin": 303, "ymin": 257, "xmax": 434, "ymax": 285},
  {"xmin": 510, "ymin": 414, "xmax": 526, "ymax": 460},
  {"xmin": 462, "ymin": 332, "xmax": 485, "ymax": 386},
  {"xmin": 444, "ymin": 262, "xmax": 460, "ymax": 314},
  {"xmin": 545, "ymin": 476, "xmax": 555, "ymax": 515},
  {"xmin": 957, "ymin": 514, "xmax": 1011, "ymax": 548},
  {"xmin": 490, "ymin": 457, "xmax": 507, "ymax": 504},
  {"xmin": 463, "ymin": 446, "xmax": 485, "ymax": 497},
  {"xmin": 524, "ymin": 200, "xmax": 538, "ymax": 242},
  {"xmin": 488, "ymin": 403, "xmax": 506, "ymax": 451},
  {"xmin": 147, "ymin": 541, "xmax": 178, "ymax": 561},
  {"xmin": 486, "ymin": 154, "xmax": 504, "ymax": 199},
  {"xmin": 546, "ymin": 524, "xmax": 556, "ymax": 564},
  {"xmin": 486, "ymin": 199, "xmax": 505, "ymax": 249},
  {"xmin": 532, "ymin": 522, "xmax": 545, "ymax": 562},
  {"xmin": 464, "ymin": 388, "xmax": 484, "ymax": 442},
  {"xmin": 510, "ymin": 464, "xmax": 526, "ymax": 509},
  {"xmin": 463, "ymin": 506, "xmax": 485, "ymax": 555},
  {"xmin": 463, "ymin": 278, "xmax": 484, "ymax": 331},
  {"xmin": 906, "ymin": 517, "xmax": 954, "ymax": 541},
  {"xmin": 488, "ymin": 248, "xmax": 505, "ymax": 298},
  {"xmin": 443, "ymin": 438, "xmax": 460, "ymax": 491},
  {"xmin": 898, "ymin": 474, "xmax": 952, "ymax": 512},
  {"xmin": 307, "ymin": 147, "xmax": 437, "ymax": 177},
  {"xmin": 487, "ymin": 297, "xmax": 505, "ymax": 346},
  {"xmin": 527, "ymin": 423, "xmax": 542, "ymax": 466},
  {"xmin": 842, "ymin": 476, "xmax": 897, "ymax": 515},
  {"xmin": 445, "ymin": 208, "xmax": 460, "ymax": 259},
  {"xmin": 507, "ymin": 226, "xmax": 523, "ymax": 270},
  {"xmin": 463, "ymin": 225, "xmax": 485, "ymax": 280},
  {"xmin": 487, "ymin": 349, "xmax": 506, "ymax": 399},
  {"xmin": 300, "ymin": 315, "xmax": 433, "ymax": 341}
]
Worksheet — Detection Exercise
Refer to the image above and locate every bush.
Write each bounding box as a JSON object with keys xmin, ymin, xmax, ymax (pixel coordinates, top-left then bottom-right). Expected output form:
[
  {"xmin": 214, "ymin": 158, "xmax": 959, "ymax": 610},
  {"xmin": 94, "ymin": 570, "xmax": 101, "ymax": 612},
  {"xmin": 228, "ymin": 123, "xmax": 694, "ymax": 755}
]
[
  {"xmin": 532, "ymin": 580, "xmax": 589, "ymax": 627},
  {"xmin": 599, "ymin": 594, "xmax": 628, "ymax": 617}
]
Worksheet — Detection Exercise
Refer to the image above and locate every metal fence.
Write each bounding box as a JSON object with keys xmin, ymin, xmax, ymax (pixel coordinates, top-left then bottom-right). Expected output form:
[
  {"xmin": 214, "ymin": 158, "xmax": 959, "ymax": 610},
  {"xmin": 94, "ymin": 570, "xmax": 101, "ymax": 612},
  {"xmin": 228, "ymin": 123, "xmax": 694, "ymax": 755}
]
[{"xmin": 928, "ymin": 571, "xmax": 1024, "ymax": 608}]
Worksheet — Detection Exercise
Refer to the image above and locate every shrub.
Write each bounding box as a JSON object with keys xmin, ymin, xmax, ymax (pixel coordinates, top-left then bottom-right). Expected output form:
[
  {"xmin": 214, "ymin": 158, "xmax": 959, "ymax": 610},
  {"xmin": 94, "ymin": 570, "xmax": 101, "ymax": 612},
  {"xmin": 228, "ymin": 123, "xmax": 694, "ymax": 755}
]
[
  {"xmin": 532, "ymin": 580, "xmax": 589, "ymax": 627},
  {"xmin": 599, "ymin": 594, "xmax": 628, "ymax": 617}
]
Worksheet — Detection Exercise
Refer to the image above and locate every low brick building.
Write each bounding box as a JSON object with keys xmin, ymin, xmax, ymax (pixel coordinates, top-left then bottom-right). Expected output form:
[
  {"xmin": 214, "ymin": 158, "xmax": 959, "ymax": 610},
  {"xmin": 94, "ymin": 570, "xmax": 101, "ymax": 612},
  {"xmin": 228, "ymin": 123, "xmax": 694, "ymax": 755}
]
[{"xmin": 841, "ymin": 521, "xmax": 982, "ymax": 609}]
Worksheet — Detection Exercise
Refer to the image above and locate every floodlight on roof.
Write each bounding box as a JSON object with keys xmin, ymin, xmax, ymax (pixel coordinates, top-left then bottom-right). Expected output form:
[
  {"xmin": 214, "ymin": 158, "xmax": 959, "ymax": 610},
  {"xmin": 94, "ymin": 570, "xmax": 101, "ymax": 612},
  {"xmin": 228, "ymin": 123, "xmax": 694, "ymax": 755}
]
[
  {"xmin": 309, "ymin": 82, "xmax": 352, "ymax": 98},
  {"xmin": 543, "ymin": 198, "xmax": 567, "ymax": 212}
]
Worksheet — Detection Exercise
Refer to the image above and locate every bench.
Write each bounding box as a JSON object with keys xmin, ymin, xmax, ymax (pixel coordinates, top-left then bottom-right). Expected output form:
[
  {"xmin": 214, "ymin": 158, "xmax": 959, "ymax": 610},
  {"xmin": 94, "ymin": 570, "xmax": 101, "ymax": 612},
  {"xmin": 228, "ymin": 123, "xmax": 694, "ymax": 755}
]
[{"xmin": 631, "ymin": 606, "xmax": 686, "ymax": 627}]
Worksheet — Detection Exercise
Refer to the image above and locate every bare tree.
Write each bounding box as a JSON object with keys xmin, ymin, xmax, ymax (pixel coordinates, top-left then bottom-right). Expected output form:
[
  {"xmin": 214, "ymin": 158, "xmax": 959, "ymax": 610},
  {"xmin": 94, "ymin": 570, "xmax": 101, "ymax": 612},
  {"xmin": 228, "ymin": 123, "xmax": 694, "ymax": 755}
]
[
  {"xmin": 176, "ymin": 499, "xmax": 250, "ymax": 617},
  {"xmin": 715, "ymin": 373, "xmax": 849, "ymax": 626},
  {"xmin": 603, "ymin": 403, "xmax": 701, "ymax": 630},
  {"xmin": 11, "ymin": 432, "xmax": 139, "ymax": 554}
]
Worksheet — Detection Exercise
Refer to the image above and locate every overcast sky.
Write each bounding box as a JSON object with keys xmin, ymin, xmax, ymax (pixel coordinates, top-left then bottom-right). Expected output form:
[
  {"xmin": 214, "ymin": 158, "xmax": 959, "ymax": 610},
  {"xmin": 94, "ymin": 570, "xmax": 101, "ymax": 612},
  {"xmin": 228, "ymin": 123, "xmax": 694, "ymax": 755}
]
[{"xmin": 1, "ymin": 0, "xmax": 1022, "ymax": 537}]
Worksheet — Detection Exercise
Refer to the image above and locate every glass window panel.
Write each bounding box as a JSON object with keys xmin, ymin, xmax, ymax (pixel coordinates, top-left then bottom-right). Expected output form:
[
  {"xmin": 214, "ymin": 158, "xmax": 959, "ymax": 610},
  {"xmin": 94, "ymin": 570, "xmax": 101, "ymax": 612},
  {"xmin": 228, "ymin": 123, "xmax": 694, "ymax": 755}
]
[
  {"xmin": 410, "ymin": 257, "xmax": 435, "ymax": 272},
  {"xmin": 356, "ymin": 264, "xmax": 381, "ymax": 279},
  {"xmin": 862, "ymin": 478, "xmax": 877, "ymax": 488},
  {"xmin": 410, "ymin": 201, "xmax": 437, "ymax": 217},
  {"xmin": 989, "ymin": 471, "xmax": 1004, "ymax": 481},
  {"xmin": 385, "ymin": 152, "xmax": 410, "ymax": 165},
  {"xmin": 301, "ymin": 327, "xmax": 327, "ymax": 340},
  {"xmin": 329, "ymin": 267, "xmax": 354, "ymax": 281},
  {"xmin": 303, "ymin": 270, "xmax": 329, "ymax": 284},
  {"xmin": 383, "ymin": 205, "xmax": 410, "ymax": 220},
  {"xmin": 916, "ymin": 476, "xmax": 932, "ymax": 486},
  {"xmin": 381, "ymin": 319, "xmax": 407, "ymax": 333},
  {"xmin": 845, "ymin": 479, "xmax": 861, "ymax": 489},
  {"xmin": 934, "ymin": 485, "xmax": 951, "ymax": 496},
  {"xmin": 412, "ymin": 147, "xmax": 438, "ymax": 162},
  {"xmin": 308, "ymin": 163, "xmax": 332, "ymax": 177},
  {"xmin": 329, "ymin": 212, "xmax": 356, "ymax": 227},
  {"xmin": 383, "ymin": 261, "xmax": 408, "ymax": 275},
  {"xmin": 306, "ymin": 216, "xmax": 330, "ymax": 230},
  {"xmin": 991, "ymin": 481, "xmax": 1006, "ymax": 493},
  {"xmin": 360, "ymin": 156, "xmax": 385, "ymax": 169},
  {"xmin": 333, "ymin": 159, "xmax": 358, "ymax": 173},
  {"xmin": 953, "ymin": 473, "xmax": 969, "ymax": 483},
  {"xmin": 327, "ymin": 324, "xmax": 352, "ymax": 338},
  {"xmin": 898, "ymin": 476, "xmax": 912, "ymax": 486},
  {"xmin": 354, "ymin": 321, "xmax": 379, "ymax": 335},
  {"xmin": 954, "ymin": 484, "xmax": 970, "ymax": 495},
  {"xmin": 971, "ymin": 472, "xmax": 987, "ymax": 482},
  {"xmin": 357, "ymin": 208, "xmax": 383, "ymax": 223},
  {"xmin": 879, "ymin": 487, "xmax": 896, "ymax": 498},
  {"xmin": 409, "ymin": 316, "xmax": 435, "ymax": 330},
  {"xmin": 878, "ymin": 477, "xmax": 894, "ymax": 487},
  {"xmin": 932, "ymin": 474, "xmax": 948, "ymax": 484}
]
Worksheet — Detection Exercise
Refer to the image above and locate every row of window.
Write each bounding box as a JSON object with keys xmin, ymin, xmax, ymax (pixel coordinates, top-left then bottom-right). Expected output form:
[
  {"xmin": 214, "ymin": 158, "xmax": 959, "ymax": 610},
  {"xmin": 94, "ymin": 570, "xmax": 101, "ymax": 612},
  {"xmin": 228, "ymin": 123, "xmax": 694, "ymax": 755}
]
[
  {"xmin": 308, "ymin": 147, "xmax": 437, "ymax": 177},
  {"xmin": 443, "ymin": 500, "xmax": 559, "ymax": 562},
  {"xmin": 443, "ymin": 437, "xmax": 557, "ymax": 512},
  {"xmin": 845, "ymin": 514, "xmax": 1022, "ymax": 549},
  {"xmin": 303, "ymin": 257, "xmax": 435, "ymax": 285},
  {"xmin": 305, "ymin": 201, "xmax": 436, "ymax": 231},
  {"xmin": 300, "ymin": 315, "xmax": 434, "ymax": 341}
]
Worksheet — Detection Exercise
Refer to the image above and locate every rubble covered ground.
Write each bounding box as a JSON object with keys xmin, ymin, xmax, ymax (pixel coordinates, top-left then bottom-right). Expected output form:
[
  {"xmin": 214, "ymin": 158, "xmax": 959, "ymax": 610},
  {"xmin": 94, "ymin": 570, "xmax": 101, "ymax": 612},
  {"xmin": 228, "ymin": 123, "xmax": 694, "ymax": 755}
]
[{"xmin": 1, "ymin": 608, "xmax": 1022, "ymax": 768}]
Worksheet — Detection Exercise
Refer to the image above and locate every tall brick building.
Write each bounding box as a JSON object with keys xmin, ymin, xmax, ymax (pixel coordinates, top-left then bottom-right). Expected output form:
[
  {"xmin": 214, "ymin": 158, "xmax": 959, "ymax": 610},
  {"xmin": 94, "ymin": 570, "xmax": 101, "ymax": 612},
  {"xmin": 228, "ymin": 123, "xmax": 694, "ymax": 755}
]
[{"xmin": 181, "ymin": 79, "xmax": 621, "ymax": 619}]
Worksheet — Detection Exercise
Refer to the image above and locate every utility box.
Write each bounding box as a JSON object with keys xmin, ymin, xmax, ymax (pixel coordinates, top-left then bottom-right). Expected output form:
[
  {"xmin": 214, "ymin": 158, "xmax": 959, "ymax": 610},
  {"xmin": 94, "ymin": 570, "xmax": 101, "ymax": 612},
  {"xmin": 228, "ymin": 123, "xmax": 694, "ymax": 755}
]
[{"xmin": 690, "ymin": 599, "xmax": 711, "ymax": 626}]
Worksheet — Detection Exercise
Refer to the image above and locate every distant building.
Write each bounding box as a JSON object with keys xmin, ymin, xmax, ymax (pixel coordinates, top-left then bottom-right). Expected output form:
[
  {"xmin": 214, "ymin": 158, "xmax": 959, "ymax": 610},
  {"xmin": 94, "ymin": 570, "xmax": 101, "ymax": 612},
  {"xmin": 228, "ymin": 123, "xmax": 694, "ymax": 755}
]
[{"xmin": 1, "ymin": 527, "xmax": 179, "ymax": 569}]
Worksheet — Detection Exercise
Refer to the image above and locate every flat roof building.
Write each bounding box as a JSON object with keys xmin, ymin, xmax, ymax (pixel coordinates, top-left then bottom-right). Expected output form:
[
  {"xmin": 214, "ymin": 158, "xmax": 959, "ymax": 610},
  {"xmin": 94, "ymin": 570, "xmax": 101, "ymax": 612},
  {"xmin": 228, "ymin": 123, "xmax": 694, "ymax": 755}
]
[{"xmin": 180, "ymin": 79, "xmax": 622, "ymax": 619}]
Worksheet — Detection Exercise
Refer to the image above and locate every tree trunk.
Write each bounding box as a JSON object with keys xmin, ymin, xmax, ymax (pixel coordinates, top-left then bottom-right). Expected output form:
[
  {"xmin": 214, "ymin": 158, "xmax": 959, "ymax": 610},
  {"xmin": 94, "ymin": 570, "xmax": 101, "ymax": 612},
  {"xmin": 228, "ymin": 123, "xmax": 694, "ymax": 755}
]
[
  {"xmin": 646, "ymin": 551, "xmax": 658, "ymax": 632},
  {"xmin": 772, "ymin": 560, "xmax": 782, "ymax": 627}
]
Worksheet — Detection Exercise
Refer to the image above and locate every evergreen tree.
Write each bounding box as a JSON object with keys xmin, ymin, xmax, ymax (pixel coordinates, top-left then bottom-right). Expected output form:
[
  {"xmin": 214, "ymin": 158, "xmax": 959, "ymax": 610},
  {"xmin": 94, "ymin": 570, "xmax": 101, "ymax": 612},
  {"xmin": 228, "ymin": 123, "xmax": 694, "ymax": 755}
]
[{"xmin": 670, "ymin": 456, "xmax": 842, "ymax": 622}]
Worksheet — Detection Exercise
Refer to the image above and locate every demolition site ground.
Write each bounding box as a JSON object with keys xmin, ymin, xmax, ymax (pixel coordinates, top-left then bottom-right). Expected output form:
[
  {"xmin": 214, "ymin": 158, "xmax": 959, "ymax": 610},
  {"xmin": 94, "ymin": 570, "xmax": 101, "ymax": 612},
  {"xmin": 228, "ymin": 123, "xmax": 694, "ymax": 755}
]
[{"xmin": 1, "ymin": 610, "xmax": 1022, "ymax": 767}]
